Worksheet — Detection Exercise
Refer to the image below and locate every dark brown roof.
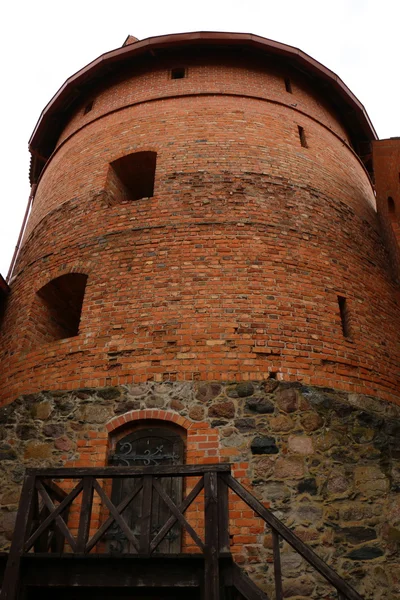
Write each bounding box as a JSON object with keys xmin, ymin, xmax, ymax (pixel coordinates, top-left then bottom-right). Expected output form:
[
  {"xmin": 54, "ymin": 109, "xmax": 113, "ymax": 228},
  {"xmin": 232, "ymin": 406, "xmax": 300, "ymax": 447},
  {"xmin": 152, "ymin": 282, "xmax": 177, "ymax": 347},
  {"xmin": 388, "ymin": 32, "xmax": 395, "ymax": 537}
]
[
  {"xmin": 29, "ymin": 31, "xmax": 377, "ymax": 183},
  {"xmin": 0, "ymin": 274, "xmax": 10, "ymax": 297}
]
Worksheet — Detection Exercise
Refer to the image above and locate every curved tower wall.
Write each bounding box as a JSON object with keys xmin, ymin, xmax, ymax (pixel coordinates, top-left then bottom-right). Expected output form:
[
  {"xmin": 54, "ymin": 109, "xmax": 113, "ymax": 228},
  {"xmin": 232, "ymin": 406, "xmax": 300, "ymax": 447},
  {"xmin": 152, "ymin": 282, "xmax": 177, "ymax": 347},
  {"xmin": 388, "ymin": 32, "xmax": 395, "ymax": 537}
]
[
  {"xmin": 1, "ymin": 51, "xmax": 399, "ymax": 403},
  {"xmin": 0, "ymin": 39, "xmax": 399, "ymax": 598}
]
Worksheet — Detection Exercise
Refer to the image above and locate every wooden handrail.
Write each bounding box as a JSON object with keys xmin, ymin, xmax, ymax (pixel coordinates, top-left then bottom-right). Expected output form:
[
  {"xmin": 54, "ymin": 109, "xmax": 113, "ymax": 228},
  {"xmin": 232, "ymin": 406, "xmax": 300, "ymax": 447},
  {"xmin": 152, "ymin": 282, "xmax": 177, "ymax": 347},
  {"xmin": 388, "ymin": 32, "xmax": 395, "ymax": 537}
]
[
  {"xmin": 224, "ymin": 473, "xmax": 364, "ymax": 600},
  {"xmin": 1, "ymin": 465, "xmax": 365, "ymax": 600},
  {"xmin": 25, "ymin": 463, "xmax": 231, "ymax": 478}
]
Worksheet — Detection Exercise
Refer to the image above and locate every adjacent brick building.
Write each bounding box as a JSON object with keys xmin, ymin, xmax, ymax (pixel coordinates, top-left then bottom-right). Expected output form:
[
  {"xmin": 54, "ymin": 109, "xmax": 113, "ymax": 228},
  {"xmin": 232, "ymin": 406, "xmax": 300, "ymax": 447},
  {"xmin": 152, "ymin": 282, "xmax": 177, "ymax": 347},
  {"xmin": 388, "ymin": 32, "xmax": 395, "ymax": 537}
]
[{"xmin": 0, "ymin": 32, "xmax": 399, "ymax": 599}]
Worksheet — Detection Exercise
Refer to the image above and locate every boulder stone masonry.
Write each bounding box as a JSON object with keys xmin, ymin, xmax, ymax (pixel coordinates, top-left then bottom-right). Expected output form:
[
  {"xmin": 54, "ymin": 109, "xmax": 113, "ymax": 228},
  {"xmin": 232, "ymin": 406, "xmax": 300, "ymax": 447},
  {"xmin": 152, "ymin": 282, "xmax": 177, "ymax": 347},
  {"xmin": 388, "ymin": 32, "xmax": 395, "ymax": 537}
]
[{"xmin": 0, "ymin": 381, "xmax": 399, "ymax": 599}]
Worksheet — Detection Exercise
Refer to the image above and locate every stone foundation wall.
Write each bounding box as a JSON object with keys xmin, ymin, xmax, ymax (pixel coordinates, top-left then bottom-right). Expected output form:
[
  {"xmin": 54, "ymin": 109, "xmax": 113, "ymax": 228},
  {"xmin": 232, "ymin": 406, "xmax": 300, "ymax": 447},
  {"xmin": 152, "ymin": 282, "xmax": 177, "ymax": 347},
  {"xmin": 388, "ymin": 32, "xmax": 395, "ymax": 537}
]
[{"xmin": 0, "ymin": 381, "xmax": 399, "ymax": 599}]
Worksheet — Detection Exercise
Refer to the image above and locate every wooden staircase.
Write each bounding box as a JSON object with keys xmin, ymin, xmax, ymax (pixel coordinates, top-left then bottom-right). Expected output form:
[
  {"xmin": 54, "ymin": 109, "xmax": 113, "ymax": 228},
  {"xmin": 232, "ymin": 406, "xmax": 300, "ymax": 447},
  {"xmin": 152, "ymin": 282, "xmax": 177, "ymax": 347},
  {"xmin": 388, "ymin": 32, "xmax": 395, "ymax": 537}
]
[{"xmin": 0, "ymin": 464, "xmax": 364, "ymax": 600}]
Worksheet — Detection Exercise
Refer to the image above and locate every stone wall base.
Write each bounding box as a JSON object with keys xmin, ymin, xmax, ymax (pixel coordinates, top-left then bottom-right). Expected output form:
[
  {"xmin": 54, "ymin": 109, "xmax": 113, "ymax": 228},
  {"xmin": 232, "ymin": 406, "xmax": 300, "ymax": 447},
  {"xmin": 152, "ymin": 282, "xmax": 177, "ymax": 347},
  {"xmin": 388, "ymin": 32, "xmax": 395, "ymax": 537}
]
[{"xmin": 0, "ymin": 381, "xmax": 399, "ymax": 599}]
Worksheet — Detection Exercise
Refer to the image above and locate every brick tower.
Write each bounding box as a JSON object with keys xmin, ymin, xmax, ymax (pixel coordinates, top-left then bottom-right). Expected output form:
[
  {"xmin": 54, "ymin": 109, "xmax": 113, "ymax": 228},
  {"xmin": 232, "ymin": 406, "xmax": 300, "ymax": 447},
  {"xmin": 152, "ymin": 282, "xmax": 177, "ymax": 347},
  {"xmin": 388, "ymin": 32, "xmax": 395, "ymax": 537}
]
[{"xmin": 0, "ymin": 33, "xmax": 399, "ymax": 600}]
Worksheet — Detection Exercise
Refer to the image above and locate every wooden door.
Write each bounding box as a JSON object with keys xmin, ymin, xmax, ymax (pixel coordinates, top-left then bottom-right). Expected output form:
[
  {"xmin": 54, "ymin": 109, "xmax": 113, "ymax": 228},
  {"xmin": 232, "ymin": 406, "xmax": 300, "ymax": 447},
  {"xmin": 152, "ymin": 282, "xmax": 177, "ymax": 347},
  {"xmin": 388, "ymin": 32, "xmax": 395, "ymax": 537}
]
[{"xmin": 108, "ymin": 427, "xmax": 184, "ymax": 554}]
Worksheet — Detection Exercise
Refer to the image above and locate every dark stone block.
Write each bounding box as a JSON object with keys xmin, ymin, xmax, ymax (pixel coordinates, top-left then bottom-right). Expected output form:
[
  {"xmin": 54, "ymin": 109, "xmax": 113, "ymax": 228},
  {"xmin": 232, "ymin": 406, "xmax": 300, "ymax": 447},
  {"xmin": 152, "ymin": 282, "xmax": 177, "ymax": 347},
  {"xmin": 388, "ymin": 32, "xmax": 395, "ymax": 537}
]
[
  {"xmin": 0, "ymin": 405, "xmax": 14, "ymax": 424},
  {"xmin": 55, "ymin": 399, "xmax": 75, "ymax": 414},
  {"xmin": 251, "ymin": 436, "xmax": 279, "ymax": 455},
  {"xmin": 280, "ymin": 382, "xmax": 302, "ymax": 390},
  {"xmin": 336, "ymin": 527, "xmax": 377, "ymax": 544},
  {"xmin": 51, "ymin": 390, "xmax": 70, "ymax": 397},
  {"xmin": 21, "ymin": 394, "xmax": 38, "ymax": 404},
  {"xmin": 73, "ymin": 389, "xmax": 93, "ymax": 400},
  {"xmin": 208, "ymin": 401, "xmax": 235, "ymax": 419},
  {"xmin": 297, "ymin": 478, "xmax": 318, "ymax": 495},
  {"xmin": 300, "ymin": 387, "xmax": 331, "ymax": 408},
  {"xmin": 385, "ymin": 420, "xmax": 400, "ymax": 439},
  {"xmin": 246, "ymin": 398, "xmax": 275, "ymax": 414},
  {"xmin": 0, "ymin": 452, "xmax": 17, "ymax": 461},
  {"xmin": 373, "ymin": 433, "xmax": 388, "ymax": 450},
  {"xmin": 114, "ymin": 400, "xmax": 141, "ymax": 414},
  {"xmin": 0, "ymin": 445, "xmax": 17, "ymax": 461},
  {"xmin": 236, "ymin": 382, "xmax": 255, "ymax": 397},
  {"xmin": 331, "ymin": 401, "xmax": 356, "ymax": 418},
  {"xmin": 16, "ymin": 425, "xmax": 37, "ymax": 440},
  {"xmin": 42, "ymin": 423, "xmax": 65, "ymax": 438},
  {"xmin": 11, "ymin": 465, "xmax": 25, "ymax": 483},
  {"xmin": 346, "ymin": 546, "xmax": 384, "ymax": 560},
  {"xmin": 211, "ymin": 419, "xmax": 227, "ymax": 428},
  {"xmin": 235, "ymin": 418, "xmax": 256, "ymax": 432},
  {"xmin": 331, "ymin": 451, "xmax": 357, "ymax": 463},
  {"xmin": 96, "ymin": 387, "xmax": 121, "ymax": 400},
  {"xmin": 357, "ymin": 411, "xmax": 383, "ymax": 429}
]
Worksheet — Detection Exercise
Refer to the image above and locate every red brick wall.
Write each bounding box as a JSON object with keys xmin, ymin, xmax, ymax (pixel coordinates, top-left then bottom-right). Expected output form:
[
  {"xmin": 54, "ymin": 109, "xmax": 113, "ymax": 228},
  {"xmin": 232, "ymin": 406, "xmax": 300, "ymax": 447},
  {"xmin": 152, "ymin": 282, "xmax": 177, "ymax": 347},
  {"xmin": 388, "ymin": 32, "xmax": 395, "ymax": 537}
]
[
  {"xmin": 56, "ymin": 54, "xmax": 351, "ymax": 153},
  {"xmin": 373, "ymin": 138, "xmax": 400, "ymax": 281},
  {"xmin": 1, "ymin": 54, "xmax": 399, "ymax": 405}
]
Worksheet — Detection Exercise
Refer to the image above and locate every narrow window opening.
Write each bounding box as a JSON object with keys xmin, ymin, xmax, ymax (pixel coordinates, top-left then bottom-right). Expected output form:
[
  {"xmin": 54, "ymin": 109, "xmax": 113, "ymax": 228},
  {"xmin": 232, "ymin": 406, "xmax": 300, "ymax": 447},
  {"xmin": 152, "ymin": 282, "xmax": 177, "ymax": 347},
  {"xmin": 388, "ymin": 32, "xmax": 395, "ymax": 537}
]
[
  {"xmin": 284, "ymin": 78, "xmax": 292, "ymax": 93},
  {"xmin": 83, "ymin": 101, "xmax": 94, "ymax": 115},
  {"xmin": 108, "ymin": 151, "xmax": 157, "ymax": 201},
  {"xmin": 33, "ymin": 273, "xmax": 88, "ymax": 344},
  {"xmin": 388, "ymin": 196, "xmax": 395, "ymax": 214},
  {"xmin": 338, "ymin": 295, "xmax": 351, "ymax": 338},
  {"xmin": 171, "ymin": 67, "xmax": 186, "ymax": 80},
  {"xmin": 298, "ymin": 126, "xmax": 308, "ymax": 148}
]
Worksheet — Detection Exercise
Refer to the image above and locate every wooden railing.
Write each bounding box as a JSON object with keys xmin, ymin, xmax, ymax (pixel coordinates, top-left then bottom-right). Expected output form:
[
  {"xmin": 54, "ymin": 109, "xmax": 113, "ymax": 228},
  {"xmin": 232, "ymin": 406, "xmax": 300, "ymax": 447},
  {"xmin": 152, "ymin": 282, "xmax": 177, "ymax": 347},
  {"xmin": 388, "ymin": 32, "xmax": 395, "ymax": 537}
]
[{"xmin": 1, "ymin": 464, "xmax": 364, "ymax": 600}]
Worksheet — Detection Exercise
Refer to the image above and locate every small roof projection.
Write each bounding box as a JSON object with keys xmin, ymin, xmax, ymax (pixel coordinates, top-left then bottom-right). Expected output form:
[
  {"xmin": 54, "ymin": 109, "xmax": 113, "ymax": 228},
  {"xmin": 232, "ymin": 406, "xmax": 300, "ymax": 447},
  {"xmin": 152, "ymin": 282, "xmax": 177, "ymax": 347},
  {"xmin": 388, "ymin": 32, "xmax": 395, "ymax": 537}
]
[
  {"xmin": 28, "ymin": 31, "xmax": 377, "ymax": 183},
  {"xmin": 0, "ymin": 274, "xmax": 10, "ymax": 297}
]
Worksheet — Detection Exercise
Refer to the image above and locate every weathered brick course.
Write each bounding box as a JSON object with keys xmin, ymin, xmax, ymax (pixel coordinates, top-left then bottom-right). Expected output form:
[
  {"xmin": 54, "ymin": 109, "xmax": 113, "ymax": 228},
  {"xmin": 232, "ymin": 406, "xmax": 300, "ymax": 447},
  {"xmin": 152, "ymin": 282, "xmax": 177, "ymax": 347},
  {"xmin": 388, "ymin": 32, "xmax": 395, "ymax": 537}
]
[{"xmin": 0, "ymin": 53, "xmax": 399, "ymax": 403}]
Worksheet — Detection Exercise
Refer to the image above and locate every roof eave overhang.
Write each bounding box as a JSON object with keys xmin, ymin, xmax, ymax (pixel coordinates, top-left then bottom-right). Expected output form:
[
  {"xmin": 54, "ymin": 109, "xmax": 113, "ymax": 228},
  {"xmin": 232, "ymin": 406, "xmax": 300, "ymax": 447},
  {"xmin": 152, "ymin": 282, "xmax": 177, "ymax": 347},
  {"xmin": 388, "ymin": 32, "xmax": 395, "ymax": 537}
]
[
  {"xmin": 28, "ymin": 31, "xmax": 378, "ymax": 182},
  {"xmin": 0, "ymin": 274, "xmax": 10, "ymax": 298}
]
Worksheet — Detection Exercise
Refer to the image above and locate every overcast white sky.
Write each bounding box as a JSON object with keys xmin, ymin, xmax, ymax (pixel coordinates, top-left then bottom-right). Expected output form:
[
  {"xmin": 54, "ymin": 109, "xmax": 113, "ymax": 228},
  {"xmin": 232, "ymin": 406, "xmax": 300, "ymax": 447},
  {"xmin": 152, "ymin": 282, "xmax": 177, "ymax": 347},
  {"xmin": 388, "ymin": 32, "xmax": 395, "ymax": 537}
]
[{"xmin": 1, "ymin": 0, "xmax": 399, "ymax": 278}]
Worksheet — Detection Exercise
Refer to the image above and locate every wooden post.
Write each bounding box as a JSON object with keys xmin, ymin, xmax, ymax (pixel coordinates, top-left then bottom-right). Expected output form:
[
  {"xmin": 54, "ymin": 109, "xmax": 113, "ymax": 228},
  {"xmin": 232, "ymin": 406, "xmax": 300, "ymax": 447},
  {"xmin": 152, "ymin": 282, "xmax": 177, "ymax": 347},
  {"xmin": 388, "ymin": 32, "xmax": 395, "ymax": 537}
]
[
  {"xmin": 217, "ymin": 473, "xmax": 230, "ymax": 554},
  {"xmin": 33, "ymin": 492, "xmax": 49, "ymax": 553},
  {"xmin": 1, "ymin": 474, "xmax": 36, "ymax": 600},
  {"xmin": 77, "ymin": 476, "xmax": 94, "ymax": 553},
  {"xmin": 204, "ymin": 471, "xmax": 220, "ymax": 600},
  {"xmin": 272, "ymin": 529, "xmax": 283, "ymax": 600}
]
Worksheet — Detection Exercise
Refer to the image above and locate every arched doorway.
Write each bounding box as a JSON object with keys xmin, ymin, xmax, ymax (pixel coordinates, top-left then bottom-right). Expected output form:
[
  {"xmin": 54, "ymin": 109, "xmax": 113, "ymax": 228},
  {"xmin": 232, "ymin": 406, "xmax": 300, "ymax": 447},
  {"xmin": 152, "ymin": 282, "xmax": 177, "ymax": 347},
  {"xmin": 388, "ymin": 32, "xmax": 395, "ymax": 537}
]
[{"xmin": 108, "ymin": 424, "xmax": 185, "ymax": 554}]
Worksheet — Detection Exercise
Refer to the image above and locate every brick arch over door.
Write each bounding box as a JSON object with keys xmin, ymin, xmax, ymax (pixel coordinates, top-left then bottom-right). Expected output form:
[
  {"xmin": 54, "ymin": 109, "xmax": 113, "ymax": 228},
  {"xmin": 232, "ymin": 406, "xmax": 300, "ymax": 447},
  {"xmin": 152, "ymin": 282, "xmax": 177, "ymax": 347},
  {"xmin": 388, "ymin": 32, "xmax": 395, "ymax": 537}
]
[
  {"xmin": 106, "ymin": 408, "xmax": 240, "ymax": 466},
  {"xmin": 106, "ymin": 409, "xmax": 192, "ymax": 434}
]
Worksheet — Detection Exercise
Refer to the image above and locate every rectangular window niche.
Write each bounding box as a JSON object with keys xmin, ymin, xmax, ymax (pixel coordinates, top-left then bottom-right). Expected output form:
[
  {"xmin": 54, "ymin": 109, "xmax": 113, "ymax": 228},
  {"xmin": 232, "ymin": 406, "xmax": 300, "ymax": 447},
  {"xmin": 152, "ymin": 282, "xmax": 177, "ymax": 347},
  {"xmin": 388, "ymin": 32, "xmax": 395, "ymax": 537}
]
[
  {"xmin": 31, "ymin": 273, "xmax": 88, "ymax": 345},
  {"xmin": 107, "ymin": 151, "xmax": 157, "ymax": 202},
  {"xmin": 171, "ymin": 67, "xmax": 186, "ymax": 79}
]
